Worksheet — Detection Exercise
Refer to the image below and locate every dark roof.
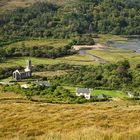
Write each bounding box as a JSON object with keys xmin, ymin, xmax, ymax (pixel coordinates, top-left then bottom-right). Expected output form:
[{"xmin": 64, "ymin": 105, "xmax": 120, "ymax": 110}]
[
  {"xmin": 91, "ymin": 96, "xmax": 98, "ymax": 98},
  {"xmin": 35, "ymin": 81, "xmax": 51, "ymax": 87},
  {"xmin": 76, "ymin": 88, "xmax": 90, "ymax": 94},
  {"xmin": 98, "ymin": 94, "xmax": 107, "ymax": 99}
]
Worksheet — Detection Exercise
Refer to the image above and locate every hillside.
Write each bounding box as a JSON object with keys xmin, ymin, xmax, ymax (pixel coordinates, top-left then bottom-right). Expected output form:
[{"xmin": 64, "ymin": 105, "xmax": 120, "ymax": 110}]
[
  {"xmin": 0, "ymin": 0, "xmax": 75, "ymax": 13},
  {"xmin": 0, "ymin": 92, "xmax": 140, "ymax": 140},
  {"xmin": 0, "ymin": 0, "xmax": 140, "ymax": 45},
  {"xmin": 0, "ymin": 1, "xmax": 140, "ymax": 140}
]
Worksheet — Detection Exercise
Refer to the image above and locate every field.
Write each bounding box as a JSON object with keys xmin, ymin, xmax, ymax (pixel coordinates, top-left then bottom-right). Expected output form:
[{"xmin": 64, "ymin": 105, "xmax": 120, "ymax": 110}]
[
  {"xmin": 86, "ymin": 50, "xmax": 140, "ymax": 67},
  {"xmin": 0, "ymin": 54, "xmax": 99, "ymax": 68},
  {"xmin": 94, "ymin": 34, "xmax": 127, "ymax": 44},
  {"xmin": 33, "ymin": 70, "xmax": 68, "ymax": 77},
  {"xmin": 91, "ymin": 90, "xmax": 127, "ymax": 99},
  {"xmin": 0, "ymin": 0, "xmax": 76, "ymax": 13},
  {"xmin": 0, "ymin": 92, "xmax": 140, "ymax": 140},
  {"xmin": 4, "ymin": 38, "xmax": 71, "ymax": 49},
  {"xmin": 0, "ymin": 1, "xmax": 140, "ymax": 139}
]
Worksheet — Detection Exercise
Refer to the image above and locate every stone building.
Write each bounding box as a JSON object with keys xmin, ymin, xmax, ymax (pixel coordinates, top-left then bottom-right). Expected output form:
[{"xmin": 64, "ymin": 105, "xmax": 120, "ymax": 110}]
[{"xmin": 13, "ymin": 59, "xmax": 32, "ymax": 81}]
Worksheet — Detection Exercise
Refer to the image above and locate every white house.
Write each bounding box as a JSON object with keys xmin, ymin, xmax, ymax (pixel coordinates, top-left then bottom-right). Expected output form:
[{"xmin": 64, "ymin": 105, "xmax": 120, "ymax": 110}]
[{"xmin": 76, "ymin": 88, "xmax": 91, "ymax": 100}]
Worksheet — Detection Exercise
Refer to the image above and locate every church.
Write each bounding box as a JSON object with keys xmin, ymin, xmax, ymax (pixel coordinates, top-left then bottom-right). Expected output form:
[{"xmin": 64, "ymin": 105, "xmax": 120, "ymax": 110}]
[{"xmin": 13, "ymin": 59, "xmax": 32, "ymax": 81}]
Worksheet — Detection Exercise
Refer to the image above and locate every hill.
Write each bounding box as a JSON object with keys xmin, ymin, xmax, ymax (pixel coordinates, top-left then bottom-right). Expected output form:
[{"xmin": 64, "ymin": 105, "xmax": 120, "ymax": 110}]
[
  {"xmin": 0, "ymin": 0, "xmax": 140, "ymax": 44},
  {"xmin": 0, "ymin": 92, "xmax": 140, "ymax": 140}
]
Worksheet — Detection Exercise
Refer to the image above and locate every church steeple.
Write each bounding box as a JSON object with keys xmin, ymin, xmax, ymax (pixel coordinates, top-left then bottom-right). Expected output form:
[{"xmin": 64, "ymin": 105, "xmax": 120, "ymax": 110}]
[{"xmin": 25, "ymin": 59, "xmax": 32, "ymax": 71}]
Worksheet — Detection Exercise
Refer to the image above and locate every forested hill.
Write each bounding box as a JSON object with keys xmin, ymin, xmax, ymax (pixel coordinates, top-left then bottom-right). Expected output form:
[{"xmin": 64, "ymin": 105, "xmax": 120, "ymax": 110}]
[{"xmin": 0, "ymin": 0, "xmax": 140, "ymax": 42}]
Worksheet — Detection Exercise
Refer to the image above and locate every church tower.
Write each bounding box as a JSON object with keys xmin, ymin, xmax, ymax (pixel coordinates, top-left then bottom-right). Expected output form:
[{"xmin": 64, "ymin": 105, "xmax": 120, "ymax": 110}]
[
  {"xmin": 26, "ymin": 59, "xmax": 32, "ymax": 71},
  {"xmin": 24, "ymin": 59, "xmax": 32, "ymax": 77}
]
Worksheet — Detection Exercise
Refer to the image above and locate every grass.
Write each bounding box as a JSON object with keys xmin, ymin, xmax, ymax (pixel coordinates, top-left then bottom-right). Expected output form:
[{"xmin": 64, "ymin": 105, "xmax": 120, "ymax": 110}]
[
  {"xmin": 33, "ymin": 70, "xmax": 68, "ymax": 77},
  {"xmin": 0, "ymin": 0, "xmax": 76, "ymax": 13},
  {"xmin": 86, "ymin": 49, "xmax": 140, "ymax": 67},
  {"xmin": 0, "ymin": 0, "xmax": 34, "ymax": 13},
  {"xmin": 92, "ymin": 90, "xmax": 127, "ymax": 98},
  {"xmin": 86, "ymin": 50, "xmax": 129, "ymax": 63},
  {"xmin": 0, "ymin": 92, "xmax": 140, "ymax": 140},
  {"xmin": 107, "ymin": 47, "xmax": 135, "ymax": 53},
  {"xmin": 4, "ymin": 38, "xmax": 71, "ymax": 48},
  {"xmin": 64, "ymin": 87, "xmax": 127, "ymax": 99},
  {"xmin": 0, "ymin": 54, "xmax": 99, "ymax": 68},
  {"xmin": 95, "ymin": 34, "xmax": 127, "ymax": 44}
]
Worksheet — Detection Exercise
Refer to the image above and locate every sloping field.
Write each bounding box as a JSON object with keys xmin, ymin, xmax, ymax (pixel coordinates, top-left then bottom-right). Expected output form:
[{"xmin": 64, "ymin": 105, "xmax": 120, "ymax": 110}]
[
  {"xmin": 0, "ymin": 0, "xmax": 75, "ymax": 13},
  {"xmin": 4, "ymin": 39, "xmax": 71, "ymax": 48},
  {"xmin": 0, "ymin": 93, "xmax": 140, "ymax": 140}
]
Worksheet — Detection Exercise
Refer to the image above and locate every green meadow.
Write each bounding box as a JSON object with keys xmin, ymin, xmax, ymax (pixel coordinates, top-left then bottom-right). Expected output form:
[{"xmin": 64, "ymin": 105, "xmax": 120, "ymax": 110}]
[
  {"xmin": 0, "ymin": 54, "xmax": 99, "ymax": 68},
  {"xmin": 91, "ymin": 90, "xmax": 127, "ymax": 99},
  {"xmin": 86, "ymin": 49, "xmax": 140, "ymax": 67},
  {"xmin": 4, "ymin": 38, "xmax": 71, "ymax": 48}
]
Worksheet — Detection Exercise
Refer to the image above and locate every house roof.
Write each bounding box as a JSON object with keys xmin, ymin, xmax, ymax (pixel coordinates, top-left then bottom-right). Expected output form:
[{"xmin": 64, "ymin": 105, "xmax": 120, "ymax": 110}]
[
  {"xmin": 76, "ymin": 88, "xmax": 90, "ymax": 94},
  {"xmin": 35, "ymin": 81, "xmax": 51, "ymax": 87}
]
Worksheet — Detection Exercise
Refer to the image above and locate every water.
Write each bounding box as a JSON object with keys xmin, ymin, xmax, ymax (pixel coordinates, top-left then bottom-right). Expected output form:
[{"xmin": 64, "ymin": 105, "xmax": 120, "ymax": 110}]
[{"xmin": 113, "ymin": 39, "xmax": 140, "ymax": 53}]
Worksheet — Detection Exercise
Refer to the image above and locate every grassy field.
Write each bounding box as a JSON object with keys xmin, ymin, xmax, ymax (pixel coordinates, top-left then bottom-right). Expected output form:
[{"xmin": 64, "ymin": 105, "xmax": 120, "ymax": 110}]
[
  {"xmin": 95, "ymin": 34, "xmax": 127, "ymax": 44},
  {"xmin": 86, "ymin": 49, "xmax": 140, "ymax": 67},
  {"xmin": 0, "ymin": 92, "xmax": 140, "ymax": 140},
  {"xmin": 0, "ymin": 0, "xmax": 76, "ymax": 13},
  {"xmin": 4, "ymin": 38, "xmax": 71, "ymax": 49},
  {"xmin": 92, "ymin": 90, "xmax": 127, "ymax": 99},
  {"xmin": 0, "ymin": 0, "xmax": 34, "ymax": 13},
  {"xmin": 0, "ymin": 54, "xmax": 99, "ymax": 68},
  {"xmin": 106, "ymin": 47, "xmax": 135, "ymax": 53},
  {"xmin": 33, "ymin": 70, "xmax": 68, "ymax": 77}
]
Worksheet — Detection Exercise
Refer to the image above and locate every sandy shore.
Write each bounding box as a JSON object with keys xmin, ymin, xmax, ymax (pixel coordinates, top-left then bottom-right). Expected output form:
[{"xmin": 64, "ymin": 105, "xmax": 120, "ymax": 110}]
[{"xmin": 73, "ymin": 43, "xmax": 107, "ymax": 50}]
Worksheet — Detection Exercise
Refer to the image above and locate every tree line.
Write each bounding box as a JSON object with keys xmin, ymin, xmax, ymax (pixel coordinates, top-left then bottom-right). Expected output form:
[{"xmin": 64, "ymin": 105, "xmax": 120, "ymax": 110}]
[
  {"xmin": 0, "ymin": 43, "xmax": 77, "ymax": 59},
  {"xmin": 54, "ymin": 60, "xmax": 140, "ymax": 94}
]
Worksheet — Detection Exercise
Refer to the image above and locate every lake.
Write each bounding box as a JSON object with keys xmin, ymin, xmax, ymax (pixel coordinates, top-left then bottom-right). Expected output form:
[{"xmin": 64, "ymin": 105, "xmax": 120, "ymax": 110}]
[{"xmin": 113, "ymin": 39, "xmax": 140, "ymax": 53}]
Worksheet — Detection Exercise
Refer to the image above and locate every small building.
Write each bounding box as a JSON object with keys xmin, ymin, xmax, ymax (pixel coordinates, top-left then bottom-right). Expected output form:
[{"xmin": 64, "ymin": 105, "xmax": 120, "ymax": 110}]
[
  {"xmin": 35, "ymin": 80, "xmax": 51, "ymax": 87},
  {"xmin": 13, "ymin": 59, "xmax": 32, "ymax": 81},
  {"xmin": 76, "ymin": 88, "xmax": 91, "ymax": 100},
  {"xmin": 127, "ymin": 92, "xmax": 134, "ymax": 98},
  {"xmin": 97, "ymin": 93, "xmax": 107, "ymax": 99}
]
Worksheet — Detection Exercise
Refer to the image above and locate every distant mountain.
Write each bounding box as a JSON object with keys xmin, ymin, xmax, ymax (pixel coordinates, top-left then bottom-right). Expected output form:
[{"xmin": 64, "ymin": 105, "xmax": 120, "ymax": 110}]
[{"xmin": 0, "ymin": 0, "xmax": 140, "ymax": 43}]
